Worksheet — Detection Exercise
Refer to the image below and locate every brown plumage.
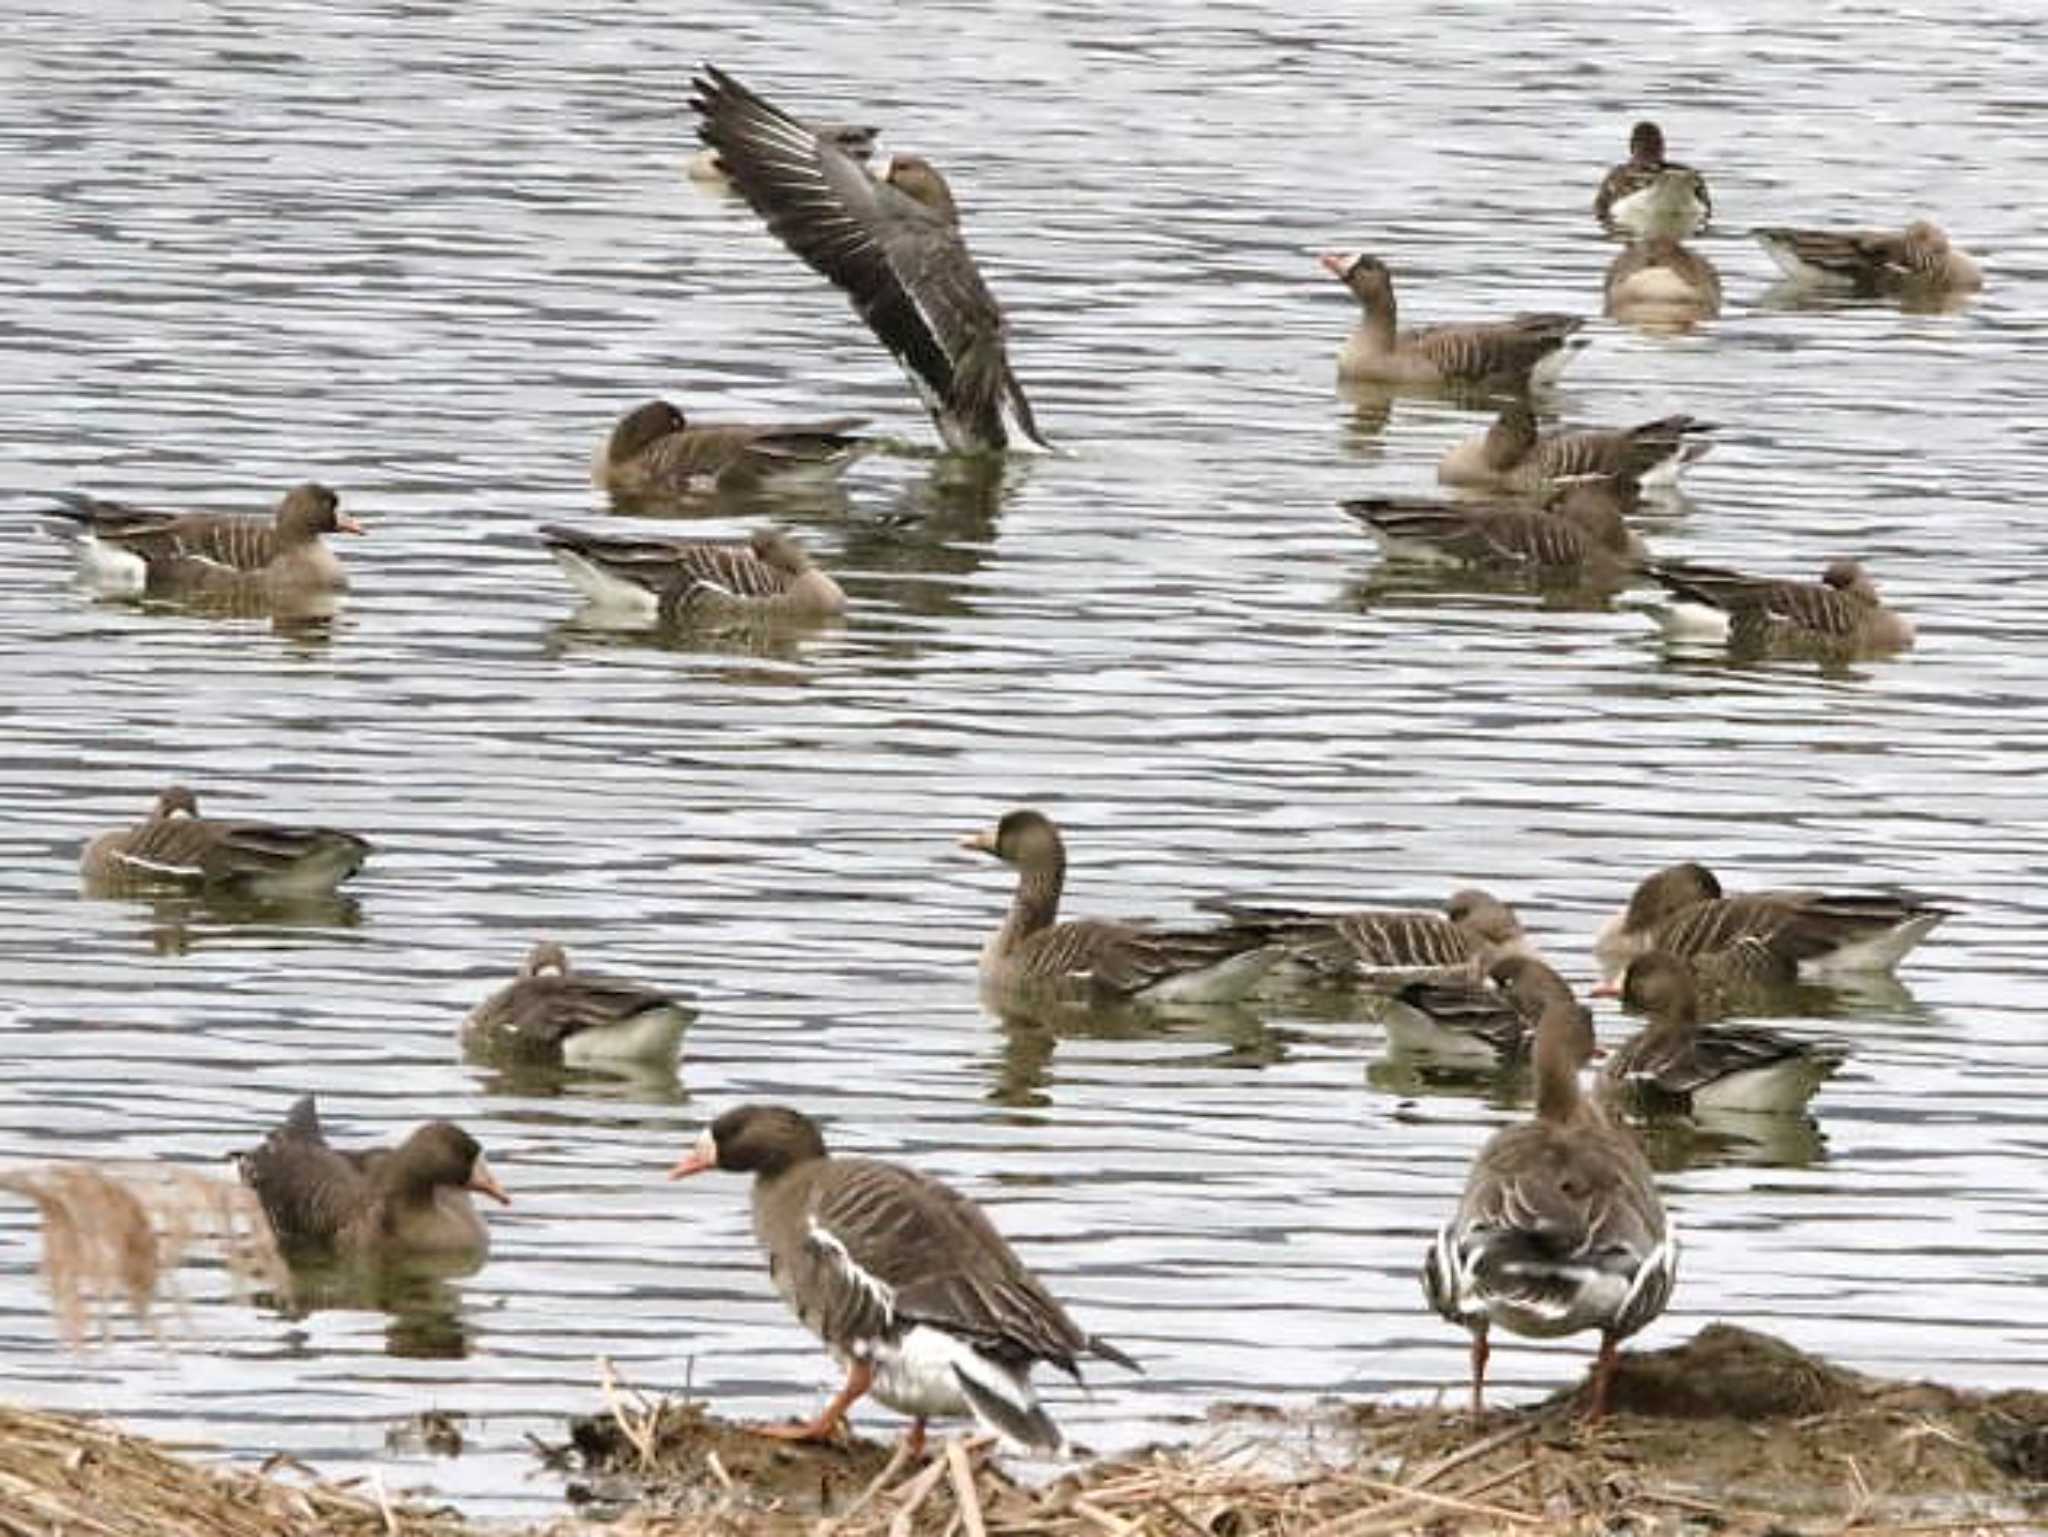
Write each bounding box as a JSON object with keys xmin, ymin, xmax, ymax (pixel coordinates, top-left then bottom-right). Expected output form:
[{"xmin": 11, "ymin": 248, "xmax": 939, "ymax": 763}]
[
  {"xmin": 690, "ymin": 120, "xmax": 878, "ymax": 185},
  {"xmin": 539, "ymin": 524, "xmax": 845, "ymax": 624},
  {"xmin": 461, "ymin": 940, "xmax": 693, "ymax": 1066},
  {"xmin": 1317, "ymin": 252, "xmax": 1584, "ymax": 388},
  {"xmin": 1342, "ymin": 484, "xmax": 1644, "ymax": 587},
  {"xmin": 1604, "ymin": 237, "xmax": 1722, "ymax": 324},
  {"xmin": 50, "ymin": 482, "xmax": 361, "ymax": 598},
  {"xmin": 1645, "ymin": 557, "xmax": 1916, "ymax": 657},
  {"xmin": 1194, "ymin": 887, "xmax": 1533, "ymax": 986},
  {"xmin": 670, "ymin": 1104, "xmax": 1137, "ymax": 1454},
  {"xmin": 1593, "ymin": 121, "xmax": 1711, "ymax": 236},
  {"xmin": 1754, "ymin": 221, "xmax": 1983, "ymax": 295},
  {"xmin": 1440, "ymin": 402, "xmax": 1713, "ymax": 494},
  {"xmin": 592, "ymin": 400, "xmax": 871, "ymax": 501},
  {"xmin": 79, "ymin": 785, "xmax": 371, "ymax": 898},
  {"xmin": 234, "ymin": 1096, "xmax": 509, "ymax": 1263}
]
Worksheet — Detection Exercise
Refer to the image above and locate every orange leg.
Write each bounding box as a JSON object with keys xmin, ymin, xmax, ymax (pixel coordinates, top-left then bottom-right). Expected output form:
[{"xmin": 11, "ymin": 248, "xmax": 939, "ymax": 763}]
[
  {"xmin": 754, "ymin": 1359, "xmax": 874, "ymax": 1443},
  {"xmin": 1586, "ymin": 1333, "xmax": 1619, "ymax": 1421},
  {"xmin": 1468, "ymin": 1329, "xmax": 1490, "ymax": 1422},
  {"xmin": 902, "ymin": 1418, "xmax": 927, "ymax": 1460}
]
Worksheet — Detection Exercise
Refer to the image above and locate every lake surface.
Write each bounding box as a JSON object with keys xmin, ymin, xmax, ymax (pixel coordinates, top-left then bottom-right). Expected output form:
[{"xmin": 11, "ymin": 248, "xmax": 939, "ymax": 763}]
[{"xmin": 3, "ymin": 0, "xmax": 2046, "ymax": 1518}]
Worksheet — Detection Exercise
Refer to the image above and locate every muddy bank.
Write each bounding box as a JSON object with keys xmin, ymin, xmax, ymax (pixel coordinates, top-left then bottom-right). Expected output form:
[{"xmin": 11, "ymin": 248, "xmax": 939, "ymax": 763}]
[{"xmin": 7, "ymin": 1327, "xmax": 2046, "ymax": 1536}]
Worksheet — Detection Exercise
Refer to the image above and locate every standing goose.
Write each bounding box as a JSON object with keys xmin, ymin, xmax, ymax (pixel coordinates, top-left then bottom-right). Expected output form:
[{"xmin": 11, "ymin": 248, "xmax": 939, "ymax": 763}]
[
  {"xmin": 670, "ymin": 1104, "xmax": 1139, "ymax": 1455},
  {"xmin": 960, "ymin": 809, "xmax": 1282, "ymax": 1002},
  {"xmin": 1439, "ymin": 401, "xmax": 1713, "ymax": 494},
  {"xmin": 539, "ymin": 524, "xmax": 845, "ymax": 625},
  {"xmin": 1594, "ymin": 860, "xmax": 1950, "ymax": 987},
  {"xmin": 1316, "ymin": 252, "xmax": 1585, "ymax": 388},
  {"xmin": 1605, "ymin": 952, "xmax": 1847, "ymax": 1117},
  {"xmin": 689, "ymin": 120, "xmax": 878, "ymax": 185},
  {"xmin": 1644, "ymin": 557, "xmax": 1916, "ymax": 658},
  {"xmin": 1593, "ymin": 121, "xmax": 1712, "ymax": 237},
  {"xmin": 235, "ymin": 1096, "xmax": 509, "ymax": 1262},
  {"xmin": 80, "ymin": 785, "xmax": 371, "ymax": 898},
  {"xmin": 1754, "ymin": 221, "xmax": 1982, "ymax": 295},
  {"xmin": 592, "ymin": 400, "xmax": 871, "ymax": 501},
  {"xmin": 1196, "ymin": 888, "xmax": 1535, "ymax": 986},
  {"xmin": 461, "ymin": 940, "xmax": 693, "ymax": 1067},
  {"xmin": 1423, "ymin": 958, "xmax": 1678, "ymax": 1419},
  {"xmin": 49, "ymin": 482, "xmax": 362, "ymax": 597},
  {"xmin": 1342, "ymin": 484, "xmax": 1644, "ymax": 587},
  {"xmin": 1604, "ymin": 237, "xmax": 1723, "ymax": 326},
  {"xmin": 690, "ymin": 65, "xmax": 1047, "ymax": 454}
]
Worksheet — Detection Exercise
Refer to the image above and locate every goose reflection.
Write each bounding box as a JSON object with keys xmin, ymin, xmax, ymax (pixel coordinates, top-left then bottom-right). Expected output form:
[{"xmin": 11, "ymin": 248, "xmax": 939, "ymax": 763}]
[
  {"xmin": 984, "ymin": 995, "xmax": 1284, "ymax": 1109},
  {"xmin": 467, "ymin": 1056, "xmax": 687, "ymax": 1106},
  {"xmin": 133, "ymin": 891, "xmax": 364, "ymax": 956},
  {"xmin": 832, "ymin": 452, "xmax": 1021, "ymax": 625},
  {"xmin": 258, "ymin": 1254, "xmax": 479, "ymax": 1360}
]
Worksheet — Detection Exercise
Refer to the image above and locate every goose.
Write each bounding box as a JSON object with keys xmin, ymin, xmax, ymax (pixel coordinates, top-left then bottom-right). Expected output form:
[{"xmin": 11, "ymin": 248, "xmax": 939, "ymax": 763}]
[
  {"xmin": 461, "ymin": 940, "xmax": 693, "ymax": 1067},
  {"xmin": 1644, "ymin": 558, "xmax": 1916, "ymax": 658},
  {"xmin": 1379, "ymin": 955, "xmax": 1582, "ymax": 1066},
  {"xmin": 49, "ymin": 482, "xmax": 361, "ymax": 598},
  {"xmin": 1754, "ymin": 221, "xmax": 1982, "ymax": 295},
  {"xmin": 1439, "ymin": 401, "xmax": 1713, "ymax": 494},
  {"xmin": 539, "ymin": 524, "xmax": 845, "ymax": 624},
  {"xmin": 80, "ymin": 785, "xmax": 370, "ymax": 899},
  {"xmin": 1195, "ymin": 888, "xmax": 1535, "ymax": 986},
  {"xmin": 1316, "ymin": 252, "xmax": 1585, "ymax": 388},
  {"xmin": 1604, "ymin": 951, "xmax": 1846, "ymax": 1116},
  {"xmin": 691, "ymin": 65, "xmax": 1047, "ymax": 454},
  {"xmin": 592, "ymin": 400, "xmax": 871, "ymax": 501},
  {"xmin": 960, "ymin": 809, "xmax": 1282, "ymax": 1003},
  {"xmin": 1423, "ymin": 957, "xmax": 1678, "ymax": 1419},
  {"xmin": 1604, "ymin": 237, "xmax": 1723, "ymax": 324},
  {"xmin": 235, "ymin": 1096, "xmax": 508, "ymax": 1262},
  {"xmin": 1342, "ymin": 483, "xmax": 1644, "ymax": 585},
  {"xmin": 1593, "ymin": 121, "xmax": 1711, "ymax": 237},
  {"xmin": 689, "ymin": 120, "xmax": 878, "ymax": 185},
  {"xmin": 1594, "ymin": 860, "xmax": 1950, "ymax": 987},
  {"xmin": 670, "ymin": 1104, "xmax": 1139, "ymax": 1456}
]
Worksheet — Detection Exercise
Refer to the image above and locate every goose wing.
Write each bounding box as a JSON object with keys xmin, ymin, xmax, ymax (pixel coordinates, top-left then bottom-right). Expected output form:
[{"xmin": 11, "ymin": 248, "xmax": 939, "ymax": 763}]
[
  {"xmin": 235, "ymin": 1096, "xmax": 369, "ymax": 1250},
  {"xmin": 538, "ymin": 525, "xmax": 786, "ymax": 600}
]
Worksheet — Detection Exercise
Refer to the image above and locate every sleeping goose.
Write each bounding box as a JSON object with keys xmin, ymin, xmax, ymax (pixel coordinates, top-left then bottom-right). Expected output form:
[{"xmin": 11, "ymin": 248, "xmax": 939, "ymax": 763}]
[
  {"xmin": 1644, "ymin": 557, "xmax": 1916, "ymax": 658},
  {"xmin": 1604, "ymin": 237, "xmax": 1723, "ymax": 327},
  {"xmin": 461, "ymin": 940, "xmax": 693, "ymax": 1067},
  {"xmin": 539, "ymin": 524, "xmax": 845, "ymax": 625},
  {"xmin": 689, "ymin": 120, "xmax": 878, "ymax": 185},
  {"xmin": 1317, "ymin": 253, "xmax": 1585, "ymax": 388},
  {"xmin": 1593, "ymin": 121, "xmax": 1711, "ymax": 237},
  {"xmin": 1195, "ymin": 888, "xmax": 1534, "ymax": 987},
  {"xmin": 1423, "ymin": 957, "xmax": 1678, "ymax": 1419},
  {"xmin": 49, "ymin": 482, "xmax": 361, "ymax": 598},
  {"xmin": 80, "ymin": 785, "xmax": 371, "ymax": 898},
  {"xmin": 691, "ymin": 65, "xmax": 1047, "ymax": 454},
  {"xmin": 1594, "ymin": 860, "xmax": 1950, "ymax": 988},
  {"xmin": 1342, "ymin": 482, "xmax": 1644, "ymax": 587},
  {"xmin": 1439, "ymin": 401, "xmax": 1713, "ymax": 494},
  {"xmin": 1754, "ymin": 221, "xmax": 1982, "ymax": 295},
  {"xmin": 670, "ymin": 1104, "xmax": 1139, "ymax": 1456},
  {"xmin": 592, "ymin": 400, "xmax": 871, "ymax": 501},
  {"xmin": 960, "ymin": 809, "xmax": 1282, "ymax": 1003}
]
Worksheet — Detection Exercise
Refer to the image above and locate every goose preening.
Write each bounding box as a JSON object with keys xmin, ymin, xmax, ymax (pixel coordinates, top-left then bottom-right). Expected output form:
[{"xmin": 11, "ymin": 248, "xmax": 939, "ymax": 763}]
[
  {"xmin": 1439, "ymin": 401, "xmax": 1713, "ymax": 495},
  {"xmin": 592, "ymin": 400, "xmax": 871, "ymax": 501},
  {"xmin": 1423, "ymin": 958, "xmax": 1678, "ymax": 1419},
  {"xmin": 1643, "ymin": 558, "xmax": 1916, "ymax": 658},
  {"xmin": 1342, "ymin": 484, "xmax": 1643, "ymax": 588},
  {"xmin": 539, "ymin": 524, "xmax": 846, "ymax": 625},
  {"xmin": 1593, "ymin": 121, "xmax": 1711, "ymax": 238},
  {"xmin": 1194, "ymin": 888, "xmax": 1535, "ymax": 987},
  {"xmin": 461, "ymin": 940, "xmax": 693, "ymax": 1068},
  {"xmin": 670, "ymin": 1104, "xmax": 1139, "ymax": 1455},
  {"xmin": 1317, "ymin": 252, "xmax": 1585, "ymax": 389},
  {"xmin": 1754, "ymin": 221, "xmax": 1982, "ymax": 296},
  {"xmin": 49, "ymin": 482, "xmax": 361, "ymax": 599},
  {"xmin": 690, "ymin": 65, "xmax": 1047, "ymax": 454},
  {"xmin": 80, "ymin": 786, "xmax": 370, "ymax": 899}
]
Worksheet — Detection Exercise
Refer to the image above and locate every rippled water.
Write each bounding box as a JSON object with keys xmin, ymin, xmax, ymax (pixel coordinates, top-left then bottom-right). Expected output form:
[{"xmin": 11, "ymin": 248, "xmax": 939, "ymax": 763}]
[{"xmin": 4, "ymin": 0, "xmax": 2047, "ymax": 1518}]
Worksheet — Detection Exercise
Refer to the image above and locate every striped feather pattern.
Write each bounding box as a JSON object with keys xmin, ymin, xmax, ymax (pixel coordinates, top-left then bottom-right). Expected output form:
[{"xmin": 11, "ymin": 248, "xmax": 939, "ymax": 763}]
[
  {"xmin": 1342, "ymin": 496, "xmax": 1632, "ymax": 578},
  {"xmin": 1410, "ymin": 313, "xmax": 1583, "ymax": 383},
  {"xmin": 1645, "ymin": 559, "xmax": 1911, "ymax": 654},
  {"xmin": 1196, "ymin": 890, "xmax": 1528, "ymax": 982},
  {"xmin": 538, "ymin": 525, "xmax": 842, "ymax": 623},
  {"xmin": 86, "ymin": 791, "xmax": 370, "ymax": 893},
  {"xmin": 465, "ymin": 968, "xmax": 689, "ymax": 1058}
]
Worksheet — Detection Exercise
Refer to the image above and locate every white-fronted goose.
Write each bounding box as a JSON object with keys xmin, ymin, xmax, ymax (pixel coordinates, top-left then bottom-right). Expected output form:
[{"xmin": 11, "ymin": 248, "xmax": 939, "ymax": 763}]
[
  {"xmin": 592, "ymin": 400, "xmax": 871, "ymax": 501},
  {"xmin": 1754, "ymin": 221, "xmax": 1982, "ymax": 295},
  {"xmin": 689, "ymin": 120, "xmax": 878, "ymax": 185},
  {"xmin": 539, "ymin": 524, "xmax": 846, "ymax": 625},
  {"xmin": 1593, "ymin": 121, "xmax": 1711, "ymax": 237},
  {"xmin": 1605, "ymin": 952, "xmax": 1846, "ymax": 1117},
  {"xmin": 1594, "ymin": 860, "xmax": 1950, "ymax": 987},
  {"xmin": 1644, "ymin": 558, "xmax": 1916, "ymax": 658},
  {"xmin": 1381, "ymin": 954, "xmax": 1577, "ymax": 1066},
  {"xmin": 1604, "ymin": 237, "xmax": 1722, "ymax": 324},
  {"xmin": 670, "ymin": 1104, "xmax": 1139, "ymax": 1455},
  {"xmin": 80, "ymin": 785, "xmax": 371, "ymax": 898},
  {"xmin": 235, "ymin": 1095, "xmax": 509, "ymax": 1262},
  {"xmin": 691, "ymin": 66, "xmax": 1047, "ymax": 454},
  {"xmin": 1438, "ymin": 402, "xmax": 1713, "ymax": 494},
  {"xmin": 961, "ymin": 809, "xmax": 1282, "ymax": 1003},
  {"xmin": 1194, "ymin": 888, "xmax": 1534, "ymax": 987},
  {"xmin": 1423, "ymin": 957, "xmax": 1678, "ymax": 1419},
  {"xmin": 1317, "ymin": 253, "xmax": 1585, "ymax": 388},
  {"xmin": 461, "ymin": 940, "xmax": 693, "ymax": 1067},
  {"xmin": 50, "ymin": 482, "xmax": 362, "ymax": 598},
  {"xmin": 1342, "ymin": 484, "xmax": 1644, "ymax": 586}
]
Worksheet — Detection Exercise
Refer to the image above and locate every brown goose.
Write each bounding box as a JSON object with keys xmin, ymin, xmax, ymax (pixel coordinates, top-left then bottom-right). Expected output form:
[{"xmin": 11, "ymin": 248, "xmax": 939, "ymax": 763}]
[
  {"xmin": 1316, "ymin": 253, "xmax": 1585, "ymax": 388},
  {"xmin": 1605, "ymin": 952, "xmax": 1846, "ymax": 1117},
  {"xmin": 689, "ymin": 120, "xmax": 879, "ymax": 185},
  {"xmin": 1195, "ymin": 888, "xmax": 1534, "ymax": 987},
  {"xmin": 1380, "ymin": 956, "xmax": 1579, "ymax": 1066},
  {"xmin": 960, "ymin": 809, "xmax": 1282, "ymax": 1002},
  {"xmin": 461, "ymin": 940, "xmax": 693, "ymax": 1067},
  {"xmin": 1593, "ymin": 121, "xmax": 1711, "ymax": 237},
  {"xmin": 691, "ymin": 66, "xmax": 1047, "ymax": 454},
  {"xmin": 1604, "ymin": 237, "xmax": 1722, "ymax": 324},
  {"xmin": 1438, "ymin": 401, "xmax": 1713, "ymax": 495},
  {"xmin": 1644, "ymin": 557, "xmax": 1916, "ymax": 658},
  {"xmin": 80, "ymin": 785, "xmax": 371, "ymax": 898},
  {"xmin": 1754, "ymin": 221, "xmax": 1982, "ymax": 295},
  {"xmin": 539, "ymin": 524, "xmax": 845, "ymax": 625},
  {"xmin": 592, "ymin": 400, "xmax": 871, "ymax": 501},
  {"xmin": 670, "ymin": 1104, "xmax": 1138, "ymax": 1455},
  {"xmin": 50, "ymin": 483, "xmax": 362, "ymax": 597},
  {"xmin": 1423, "ymin": 957, "xmax": 1678, "ymax": 1419},
  {"xmin": 1594, "ymin": 860, "xmax": 1950, "ymax": 988},
  {"xmin": 235, "ymin": 1096, "xmax": 509, "ymax": 1262},
  {"xmin": 1341, "ymin": 483, "xmax": 1644, "ymax": 586}
]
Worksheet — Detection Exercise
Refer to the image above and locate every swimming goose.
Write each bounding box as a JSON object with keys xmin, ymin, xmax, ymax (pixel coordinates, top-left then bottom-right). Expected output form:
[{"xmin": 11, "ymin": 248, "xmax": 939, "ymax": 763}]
[
  {"xmin": 1382, "ymin": 951, "xmax": 1588, "ymax": 1065},
  {"xmin": 1644, "ymin": 558, "xmax": 1916, "ymax": 658},
  {"xmin": 1605, "ymin": 951, "xmax": 1846, "ymax": 1116},
  {"xmin": 1423, "ymin": 957, "xmax": 1678, "ymax": 1419},
  {"xmin": 592, "ymin": 400, "xmax": 871, "ymax": 501},
  {"xmin": 235, "ymin": 1095, "xmax": 509, "ymax": 1262},
  {"xmin": 1194, "ymin": 888, "xmax": 1534, "ymax": 986},
  {"xmin": 1342, "ymin": 484, "xmax": 1644, "ymax": 585},
  {"xmin": 689, "ymin": 121, "xmax": 879, "ymax": 185},
  {"xmin": 1754, "ymin": 221, "xmax": 1982, "ymax": 295},
  {"xmin": 961, "ymin": 809, "xmax": 1282, "ymax": 1002},
  {"xmin": 1604, "ymin": 237, "xmax": 1723, "ymax": 323},
  {"xmin": 539, "ymin": 524, "xmax": 845, "ymax": 624},
  {"xmin": 80, "ymin": 785, "xmax": 371, "ymax": 898},
  {"xmin": 670, "ymin": 1104, "xmax": 1139, "ymax": 1456},
  {"xmin": 1317, "ymin": 253, "xmax": 1585, "ymax": 388},
  {"xmin": 691, "ymin": 65, "xmax": 1047, "ymax": 454},
  {"xmin": 49, "ymin": 482, "xmax": 361, "ymax": 598},
  {"xmin": 461, "ymin": 940, "xmax": 693, "ymax": 1067},
  {"xmin": 1594, "ymin": 860, "xmax": 1950, "ymax": 987},
  {"xmin": 1439, "ymin": 402, "xmax": 1713, "ymax": 494},
  {"xmin": 1593, "ymin": 121, "xmax": 1711, "ymax": 237}
]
